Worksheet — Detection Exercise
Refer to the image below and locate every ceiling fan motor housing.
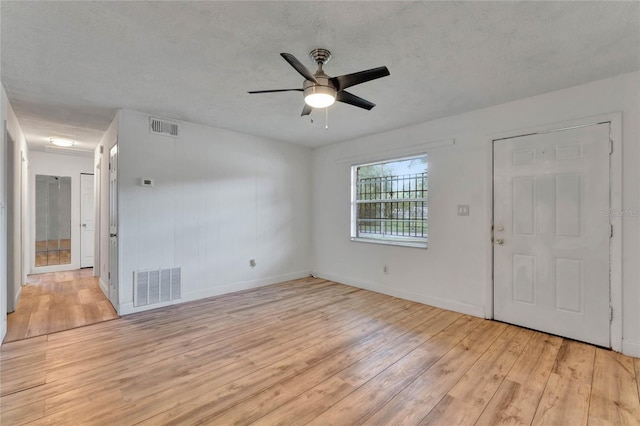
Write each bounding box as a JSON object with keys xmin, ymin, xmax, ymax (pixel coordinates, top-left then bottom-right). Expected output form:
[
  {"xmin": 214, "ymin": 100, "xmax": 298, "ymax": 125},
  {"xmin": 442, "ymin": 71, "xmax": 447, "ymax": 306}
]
[{"xmin": 303, "ymin": 77, "xmax": 337, "ymax": 99}]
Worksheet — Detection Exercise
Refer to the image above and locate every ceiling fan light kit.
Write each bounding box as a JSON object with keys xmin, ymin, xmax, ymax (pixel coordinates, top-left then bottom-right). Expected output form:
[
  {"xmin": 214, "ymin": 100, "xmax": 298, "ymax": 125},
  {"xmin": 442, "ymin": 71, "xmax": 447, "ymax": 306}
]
[
  {"xmin": 249, "ymin": 48, "xmax": 390, "ymax": 117},
  {"xmin": 303, "ymin": 82, "xmax": 336, "ymax": 108}
]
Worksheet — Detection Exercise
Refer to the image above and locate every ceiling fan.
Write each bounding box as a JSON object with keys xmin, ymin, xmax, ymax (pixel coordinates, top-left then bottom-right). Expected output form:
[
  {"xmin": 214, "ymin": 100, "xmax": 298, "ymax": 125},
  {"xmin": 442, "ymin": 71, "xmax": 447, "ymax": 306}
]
[{"xmin": 248, "ymin": 48, "xmax": 390, "ymax": 116}]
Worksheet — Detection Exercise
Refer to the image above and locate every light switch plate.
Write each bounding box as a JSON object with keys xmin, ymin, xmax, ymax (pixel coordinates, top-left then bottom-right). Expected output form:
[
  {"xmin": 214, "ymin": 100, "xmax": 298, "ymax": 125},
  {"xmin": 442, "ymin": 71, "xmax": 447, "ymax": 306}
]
[{"xmin": 458, "ymin": 205, "xmax": 470, "ymax": 216}]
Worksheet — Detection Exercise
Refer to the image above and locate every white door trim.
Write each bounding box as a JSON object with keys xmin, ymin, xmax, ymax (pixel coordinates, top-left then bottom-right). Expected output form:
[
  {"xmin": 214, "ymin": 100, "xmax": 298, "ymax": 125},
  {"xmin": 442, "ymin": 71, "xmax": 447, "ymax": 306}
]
[
  {"xmin": 93, "ymin": 160, "xmax": 101, "ymax": 277},
  {"xmin": 485, "ymin": 112, "xmax": 622, "ymax": 352},
  {"xmin": 108, "ymin": 144, "xmax": 119, "ymax": 312},
  {"xmin": 20, "ymin": 152, "xmax": 27, "ymax": 287},
  {"xmin": 80, "ymin": 172, "xmax": 95, "ymax": 268}
]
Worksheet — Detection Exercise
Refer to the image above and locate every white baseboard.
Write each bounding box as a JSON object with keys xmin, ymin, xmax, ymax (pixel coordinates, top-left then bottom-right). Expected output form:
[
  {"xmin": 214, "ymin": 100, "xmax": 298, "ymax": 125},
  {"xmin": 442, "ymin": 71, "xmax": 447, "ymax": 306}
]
[
  {"xmin": 99, "ymin": 278, "xmax": 108, "ymax": 297},
  {"xmin": 31, "ymin": 263, "xmax": 81, "ymax": 274},
  {"xmin": 14, "ymin": 285, "xmax": 22, "ymax": 308},
  {"xmin": 622, "ymin": 339, "xmax": 640, "ymax": 358},
  {"xmin": 0, "ymin": 319, "xmax": 6, "ymax": 346},
  {"xmin": 118, "ymin": 270, "xmax": 311, "ymax": 316},
  {"xmin": 315, "ymin": 271, "xmax": 485, "ymax": 318}
]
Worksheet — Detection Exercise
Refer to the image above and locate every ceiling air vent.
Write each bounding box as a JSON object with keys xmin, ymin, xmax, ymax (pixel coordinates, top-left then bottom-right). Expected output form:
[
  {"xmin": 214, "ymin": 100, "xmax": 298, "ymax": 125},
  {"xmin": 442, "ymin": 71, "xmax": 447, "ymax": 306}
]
[{"xmin": 150, "ymin": 117, "xmax": 179, "ymax": 137}]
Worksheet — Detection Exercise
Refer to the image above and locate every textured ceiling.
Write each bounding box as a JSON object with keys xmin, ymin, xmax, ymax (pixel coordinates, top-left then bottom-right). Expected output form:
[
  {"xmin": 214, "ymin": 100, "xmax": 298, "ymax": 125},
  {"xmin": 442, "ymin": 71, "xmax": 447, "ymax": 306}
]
[{"xmin": 1, "ymin": 1, "xmax": 639, "ymax": 151}]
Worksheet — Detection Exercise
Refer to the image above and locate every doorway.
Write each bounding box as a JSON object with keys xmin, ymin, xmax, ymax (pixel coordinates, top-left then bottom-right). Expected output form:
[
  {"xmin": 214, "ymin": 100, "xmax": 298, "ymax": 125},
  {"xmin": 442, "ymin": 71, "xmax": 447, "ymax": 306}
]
[
  {"xmin": 492, "ymin": 123, "xmax": 611, "ymax": 347},
  {"xmin": 34, "ymin": 175, "xmax": 72, "ymax": 267},
  {"xmin": 6, "ymin": 161, "xmax": 117, "ymax": 342},
  {"xmin": 4, "ymin": 268, "xmax": 118, "ymax": 342}
]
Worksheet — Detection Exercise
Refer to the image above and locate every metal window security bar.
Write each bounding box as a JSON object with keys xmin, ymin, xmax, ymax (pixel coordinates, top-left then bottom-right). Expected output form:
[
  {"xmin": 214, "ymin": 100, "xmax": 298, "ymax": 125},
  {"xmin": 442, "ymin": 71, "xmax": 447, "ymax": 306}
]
[{"xmin": 354, "ymin": 156, "xmax": 428, "ymax": 247}]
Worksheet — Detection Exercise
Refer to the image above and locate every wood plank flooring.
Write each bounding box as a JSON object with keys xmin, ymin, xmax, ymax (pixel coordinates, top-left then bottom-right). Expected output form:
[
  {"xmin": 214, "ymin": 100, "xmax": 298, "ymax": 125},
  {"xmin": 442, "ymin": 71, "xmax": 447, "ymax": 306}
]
[
  {"xmin": 4, "ymin": 269, "xmax": 118, "ymax": 343},
  {"xmin": 1, "ymin": 277, "xmax": 639, "ymax": 425}
]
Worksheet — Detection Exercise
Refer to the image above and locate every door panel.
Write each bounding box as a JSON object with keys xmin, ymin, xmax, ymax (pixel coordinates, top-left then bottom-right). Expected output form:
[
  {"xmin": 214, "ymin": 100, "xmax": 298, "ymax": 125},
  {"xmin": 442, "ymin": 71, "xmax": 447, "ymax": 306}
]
[
  {"xmin": 80, "ymin": 173, "xmax": 94, "ymax": 268},
  {"xmin": 493, "ymin": 123, "xmax": 610, "ymax": 347},
  {"xmin": 109, "ymin": 145, "xmax": 118, "ymax": 308}
]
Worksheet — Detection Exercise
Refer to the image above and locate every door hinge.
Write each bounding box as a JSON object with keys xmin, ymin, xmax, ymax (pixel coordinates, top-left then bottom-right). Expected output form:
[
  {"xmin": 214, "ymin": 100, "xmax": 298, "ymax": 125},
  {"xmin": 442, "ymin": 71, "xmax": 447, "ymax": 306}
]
[
  {"xmin": 610, "ymin": 224, "xmax": 613, "ymax": 238},
  {"xmin": 108, "ymin": 272, "xmax": 110, "ymax": 279},
  {"xmin": 609, "ymin": 306, "xmax": 613, "ymax": 322},
  {"xmin": 610, "ymin": 139, "xmax": 614, "ymax": 154}
]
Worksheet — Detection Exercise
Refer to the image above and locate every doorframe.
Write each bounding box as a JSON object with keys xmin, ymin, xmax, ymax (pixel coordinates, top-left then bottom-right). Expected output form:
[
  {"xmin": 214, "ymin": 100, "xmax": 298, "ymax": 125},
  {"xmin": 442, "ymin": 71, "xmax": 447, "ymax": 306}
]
[
  {"xmin": 2, "ymin": 120, "xmax": 8, "ymax": 319},
  {"xmin": 21, "ymin": 152, "xmax": 28, "ymax": 287},
  {"xmin": 79, "ymin": 172, "xmax": 94, "ymax": 269},
  {"xmin": 5, "ymin": 128, "xmax": 17, "ymax": 312},
  {"xmin": 108, "ymin": 144, "xmax": 118, "ymax": 311},
  {"xmin": 93, "ymin": 160, "xmax": 101, "ymax": 277},
  {"xmin": 485, "ymin": 112, "xmax": 622, "ymax": 352}
]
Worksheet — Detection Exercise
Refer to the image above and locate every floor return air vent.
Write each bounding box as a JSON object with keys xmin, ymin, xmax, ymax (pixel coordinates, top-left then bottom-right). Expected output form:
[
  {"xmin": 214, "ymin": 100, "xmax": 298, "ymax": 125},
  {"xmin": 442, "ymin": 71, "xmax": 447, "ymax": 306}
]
[{"xmin": 134, "ymin": 267, "xmax": 181, "ymax": 307}]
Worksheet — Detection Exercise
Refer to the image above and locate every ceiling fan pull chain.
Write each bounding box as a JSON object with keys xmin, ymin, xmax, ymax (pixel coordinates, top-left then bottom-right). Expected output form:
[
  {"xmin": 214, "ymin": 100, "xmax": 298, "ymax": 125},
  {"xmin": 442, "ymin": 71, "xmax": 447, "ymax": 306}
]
[{"xmin": 325, "ymin": 107, "xmax": 329, "ymax": 130}]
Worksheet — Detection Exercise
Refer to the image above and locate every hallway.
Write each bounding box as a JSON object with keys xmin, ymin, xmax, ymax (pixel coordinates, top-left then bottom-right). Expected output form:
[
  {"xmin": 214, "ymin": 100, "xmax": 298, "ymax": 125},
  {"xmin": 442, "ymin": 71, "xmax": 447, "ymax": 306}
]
[{"xmin": 4, "ymin": 269, "xmax": 118, "ymax": 343}]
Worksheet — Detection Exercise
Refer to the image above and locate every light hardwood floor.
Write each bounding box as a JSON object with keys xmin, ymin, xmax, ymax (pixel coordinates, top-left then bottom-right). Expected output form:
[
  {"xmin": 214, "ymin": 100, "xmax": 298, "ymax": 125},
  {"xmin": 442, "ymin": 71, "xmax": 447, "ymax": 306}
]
[
  {"xmin": 1, "ymin": 277, "xmax": 639, "ymax": 425},
  {"xmin": 4, "ymin": 269, "xmax": 118, "ymax": 343}
]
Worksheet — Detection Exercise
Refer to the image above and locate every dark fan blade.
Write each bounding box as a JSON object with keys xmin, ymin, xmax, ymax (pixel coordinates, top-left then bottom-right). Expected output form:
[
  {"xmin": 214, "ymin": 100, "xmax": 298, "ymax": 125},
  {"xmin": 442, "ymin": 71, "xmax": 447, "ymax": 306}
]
[
  {"xmin": 281, "ymin": 53, "xmax": 319, "ymax": 84},
  {"xmin": 336, "ymin": 91, "xmax": 376, "ymax": 110},
  {"xmin": 330, "ymin": 66, "xmax": 390, "ymax": 91},
  {"xmin": 248, "ymin": 89, "xmax": 303, "ymax": 94},
  {"xmin": 301, "ymin": 104, "xmax": 313, "ymax": 116}
]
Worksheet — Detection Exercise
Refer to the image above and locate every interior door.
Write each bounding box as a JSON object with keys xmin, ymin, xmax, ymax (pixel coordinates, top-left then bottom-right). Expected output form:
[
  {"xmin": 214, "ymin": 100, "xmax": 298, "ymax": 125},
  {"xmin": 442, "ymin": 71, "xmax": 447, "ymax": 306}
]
[
  {"xmin": 493, "ymin": 123, "xmax": 611, "ymax": 347},
  {"xmin": 80, "ymin": 173, "xmax": 95, "ymax": 268},
  {"xmin": 109, "ymin": 145, "xmax": 118, "ymax": 308}
]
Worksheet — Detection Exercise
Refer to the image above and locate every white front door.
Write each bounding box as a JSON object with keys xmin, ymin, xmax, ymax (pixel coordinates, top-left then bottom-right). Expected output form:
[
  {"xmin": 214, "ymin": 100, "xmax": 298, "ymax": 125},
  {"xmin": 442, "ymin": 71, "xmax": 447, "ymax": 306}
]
[
  {"xmin": 80, "ymin": 173, "xmax": 95, "ymax": 268},
  {"xmin": 109, "ymin": 145, "xmax": 118, "ymax": 308},
  {"xmin": 493, "ymin": 123, "xmax": 611, "ymax": 347}
]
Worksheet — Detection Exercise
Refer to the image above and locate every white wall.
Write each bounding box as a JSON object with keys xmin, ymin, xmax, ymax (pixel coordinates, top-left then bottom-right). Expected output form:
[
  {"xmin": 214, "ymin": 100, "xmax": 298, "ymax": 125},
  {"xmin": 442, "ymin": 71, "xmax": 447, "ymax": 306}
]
[
  {"xmin": 1, "ymin": 85, "xmax": 7, "ymax": 343},
  {"xmin": 0, "ymin": 85, "xmax": 29, "ymax": 344},
  {"xmin": 115, "ymin": 110, "xmax": 311, "ymax": 314},
  {"xmin": 312, "ymin": 71, "xmax": 640, "ymax": 356},
  {"xmin": 7, "ymin": 97, "xmax": 28, "ymax": 314},
  {"xmin": 29, "ymin": 151, "xmax": 94, "ymax": 273}
]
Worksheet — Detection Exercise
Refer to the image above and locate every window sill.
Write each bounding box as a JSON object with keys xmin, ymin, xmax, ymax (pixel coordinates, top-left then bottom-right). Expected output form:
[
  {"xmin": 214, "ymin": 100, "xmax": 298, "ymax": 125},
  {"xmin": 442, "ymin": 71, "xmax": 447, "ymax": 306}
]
[{"xmin": 350, "ymin": 237, "xmax": 428, "ymax": 249}]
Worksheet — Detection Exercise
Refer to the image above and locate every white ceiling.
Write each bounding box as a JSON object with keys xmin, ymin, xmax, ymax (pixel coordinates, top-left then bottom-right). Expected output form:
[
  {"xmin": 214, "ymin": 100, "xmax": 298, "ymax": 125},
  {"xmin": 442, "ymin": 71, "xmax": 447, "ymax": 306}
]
[{"xmin": 1, "ymin": 1, "xmax": 638, "ymax": 151}]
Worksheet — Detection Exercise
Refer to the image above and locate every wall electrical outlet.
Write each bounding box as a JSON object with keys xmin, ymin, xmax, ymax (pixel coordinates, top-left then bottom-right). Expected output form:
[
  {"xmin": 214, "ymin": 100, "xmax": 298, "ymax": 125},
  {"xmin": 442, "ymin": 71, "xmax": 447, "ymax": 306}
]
[
  {"xmin": 249, "ymin": 259, "xmax": 256, "ymax": 268},
  {"xmin": 457, "ymin": 205, "xmax": 470, "ymax": 216}
]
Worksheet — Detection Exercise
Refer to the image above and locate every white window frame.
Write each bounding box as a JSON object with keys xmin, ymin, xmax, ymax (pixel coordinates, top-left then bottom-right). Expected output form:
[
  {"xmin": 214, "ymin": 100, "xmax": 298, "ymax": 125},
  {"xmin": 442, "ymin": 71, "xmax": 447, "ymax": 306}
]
[{"xmin": 350, "ymin": 154, "xmax": 428, "ymax": 249}]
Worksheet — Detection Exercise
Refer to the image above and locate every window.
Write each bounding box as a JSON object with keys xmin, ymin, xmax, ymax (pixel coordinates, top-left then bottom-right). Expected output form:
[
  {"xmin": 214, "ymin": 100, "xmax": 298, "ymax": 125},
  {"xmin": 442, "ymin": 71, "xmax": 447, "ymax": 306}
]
[{"xmin": 351, "ymin": 154, "xmax": 428, "ymax": 248}]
